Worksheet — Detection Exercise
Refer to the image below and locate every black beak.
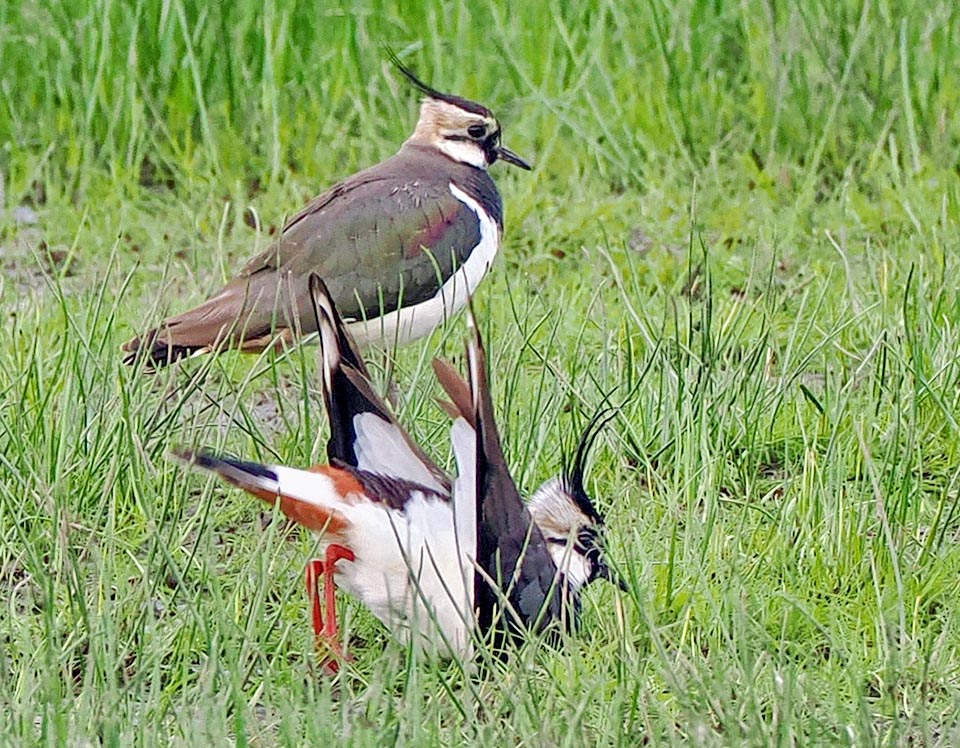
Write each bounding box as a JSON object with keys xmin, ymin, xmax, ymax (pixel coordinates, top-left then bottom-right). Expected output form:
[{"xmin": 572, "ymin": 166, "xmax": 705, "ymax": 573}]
[
  {"xmin": 594, "ymin": 560, "xmax": 628, "ymax": 592},
  {"xmin": 495, "ymin": 144, "xmax": 532, "ymax": 170}
]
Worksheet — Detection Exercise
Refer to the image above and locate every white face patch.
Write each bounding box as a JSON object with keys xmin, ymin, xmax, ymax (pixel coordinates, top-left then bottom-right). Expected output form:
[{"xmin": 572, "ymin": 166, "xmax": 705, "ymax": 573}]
[
  {"xmin": 435, "ymin": 138, "xmax": 488, "ymax": 169},
  {"xmin": 407, "ymin": 99, "xmax": 497, "ymax": 170},
  {"xmin": 528, "ymin": 476, "xmax": 596, "ymax": 590},
  {"xmin": 546, "ymin": 540, "xmax": 592, "ymax": 589}
]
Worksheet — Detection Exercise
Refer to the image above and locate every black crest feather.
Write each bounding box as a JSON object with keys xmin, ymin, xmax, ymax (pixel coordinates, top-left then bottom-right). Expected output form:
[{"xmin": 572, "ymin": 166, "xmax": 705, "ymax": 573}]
[
  {"xmin": 385, "ymin": 47, "xmax": 492, "ymax": 117},
  {"xmin": 565, "ymin": 408, "xmax": 619, "ymax": 524}
]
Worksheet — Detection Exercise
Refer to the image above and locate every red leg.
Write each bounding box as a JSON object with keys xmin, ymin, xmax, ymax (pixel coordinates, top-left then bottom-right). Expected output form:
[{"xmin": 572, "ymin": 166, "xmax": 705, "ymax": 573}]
[
  {"xmin": 320, "ymin": 544, "xmax": 355, "ymax": 638},
  {"xmin": 304, "ymin": 544, "xmax": 355, "ymax": 673},
  {"xmin": 305, "ymin": 559, "xmax": 326, "ymax": 639}
]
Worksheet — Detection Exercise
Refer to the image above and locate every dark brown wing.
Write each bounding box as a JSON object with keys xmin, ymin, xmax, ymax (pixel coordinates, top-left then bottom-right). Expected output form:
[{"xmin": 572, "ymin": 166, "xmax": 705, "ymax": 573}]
[
  {"xmin": 465, "ymin": 316, "xmax": 565, "ymax": 639},
  {"xmin": 122, "ymin": 146, "xmax": 502, "ymax": 367},
  {"xmin": 310, "ymin": 275, "xmax": 450, "ymax": 494}
]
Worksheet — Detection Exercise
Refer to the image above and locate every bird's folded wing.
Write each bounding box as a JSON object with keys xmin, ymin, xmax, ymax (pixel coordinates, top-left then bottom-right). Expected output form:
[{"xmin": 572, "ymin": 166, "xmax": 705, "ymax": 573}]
[{"xmin": 311, "ymin": 275, "xmax": 450, "ymax": 494}]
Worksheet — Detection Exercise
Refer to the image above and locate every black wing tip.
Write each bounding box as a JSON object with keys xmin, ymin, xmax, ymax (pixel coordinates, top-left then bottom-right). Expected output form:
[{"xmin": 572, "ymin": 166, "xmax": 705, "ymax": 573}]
[
  {"xmin": 308, "ymin": 273, "xmax": 334, "ymax": 328},
  {"xmin": 309, "ymin": 273, "xmax": 339, "ymax": 358},
  {"xmin": 121, "ymin": 332, "xmax": 199, "ymax": 369},
  {"xmin": 307, "ymin": 273, "xmax": 331, "ymax": 306},
  {"xmin": 169, "ymin": 447, "xmax": 278, "ymax": 482},
  {"xmin": 309, "ymin": 272, "xmax": 370, "ymax": 378},
  {"xmin": 168, "ymin": 447, "xmax": 220, "ymax": 470},
  {"xmin": 308, "ymin": 272, "xmax": 336, "ymax": 352}
]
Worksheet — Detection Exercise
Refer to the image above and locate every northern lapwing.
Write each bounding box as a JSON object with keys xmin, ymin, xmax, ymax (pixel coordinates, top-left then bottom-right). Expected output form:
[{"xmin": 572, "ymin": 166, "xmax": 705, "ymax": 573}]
[
  {"xmin": 170, "ymin": 277, "xmax": 619, "ymax": 665},
  {"xmin": 123, "ymin": 54, "xmax": 530, "ymax": 368}
]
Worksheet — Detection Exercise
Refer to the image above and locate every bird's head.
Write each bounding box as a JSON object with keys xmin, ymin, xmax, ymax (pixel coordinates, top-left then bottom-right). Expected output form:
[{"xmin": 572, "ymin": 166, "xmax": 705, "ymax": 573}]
[
  {"xmin": 391, "ymin": 53, "xmax": 531, "ymax": 172},
  {"xmin": 527, "ymin": 414, "xmax": 623, "ymax": 593}
]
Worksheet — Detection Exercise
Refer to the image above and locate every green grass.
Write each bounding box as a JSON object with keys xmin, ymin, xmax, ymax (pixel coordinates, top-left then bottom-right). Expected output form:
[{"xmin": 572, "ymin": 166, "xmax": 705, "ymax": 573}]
[{"xmin": 3, "ymin": 0, "xmax": 960, "ymax": 744}]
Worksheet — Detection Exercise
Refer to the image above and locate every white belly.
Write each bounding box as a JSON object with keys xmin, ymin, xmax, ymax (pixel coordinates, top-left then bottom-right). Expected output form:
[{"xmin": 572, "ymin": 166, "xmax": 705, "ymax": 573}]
[{"xmin": 330, "ymin": 493, "xmax": 476, "ymax": 657}]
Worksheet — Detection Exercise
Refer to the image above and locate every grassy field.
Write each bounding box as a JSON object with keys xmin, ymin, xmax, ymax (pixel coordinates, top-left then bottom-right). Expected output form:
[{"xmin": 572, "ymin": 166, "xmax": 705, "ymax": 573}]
[{"xmin": 2, "ymin": 0, "xmax": 960, "ymax": 744}]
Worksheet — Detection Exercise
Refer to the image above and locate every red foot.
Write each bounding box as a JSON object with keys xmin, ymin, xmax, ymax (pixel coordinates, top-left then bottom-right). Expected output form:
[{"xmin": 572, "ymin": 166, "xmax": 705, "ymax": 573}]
[{"xmin": 305, "ymin": 544, "xmax": 355, "ymax": 673}]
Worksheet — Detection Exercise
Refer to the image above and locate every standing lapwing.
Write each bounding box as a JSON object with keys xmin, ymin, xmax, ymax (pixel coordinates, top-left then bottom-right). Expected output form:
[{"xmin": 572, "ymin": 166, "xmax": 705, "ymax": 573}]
[
  {"xmin": 123, "ymin": 54, "xmax": 530, "ymax": 368},
  {"xmin": 170, "ymin": 277, "xmax": 620, "ymax": 665}
]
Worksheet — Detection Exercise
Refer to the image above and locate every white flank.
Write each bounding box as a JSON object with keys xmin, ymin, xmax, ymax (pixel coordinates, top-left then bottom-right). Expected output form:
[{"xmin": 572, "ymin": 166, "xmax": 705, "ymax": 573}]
[
  {"xmin": 351, "ymin": 412, "xmax": 446, "ymax": 493},
  {"xmin": 347, "ymin": 182, "xmax": 501, "ymax": 348},
  {"xmin": 449, "ymin": 417, "xmax": 478, "ymax": 617},
  {"xmin": 267, "ymin": 462, "xmax": 474, "ymax": 654},
  {"xmin": 335, "ymin": 491, "xmax": 475, "ymax": 657},
  {"xmin": 194, "ymin": 455, "xmax": 476, "ymax": 655}
]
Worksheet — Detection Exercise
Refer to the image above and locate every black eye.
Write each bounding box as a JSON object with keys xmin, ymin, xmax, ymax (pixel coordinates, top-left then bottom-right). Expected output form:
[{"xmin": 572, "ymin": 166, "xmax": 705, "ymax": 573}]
[
  {"xmin": 467, "ymin": 124, "xmax": 486, "ymax": 139},
  {"xmin": 577, "ymin": 527, "xmax": 599, "ymax": 550}
]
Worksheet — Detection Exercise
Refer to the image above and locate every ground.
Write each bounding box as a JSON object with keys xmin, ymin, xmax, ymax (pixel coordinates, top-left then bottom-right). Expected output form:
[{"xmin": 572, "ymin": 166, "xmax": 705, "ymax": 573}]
[{"xmin": 1, "ymin": 1, "xmax": 959, "ymax": 745}]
